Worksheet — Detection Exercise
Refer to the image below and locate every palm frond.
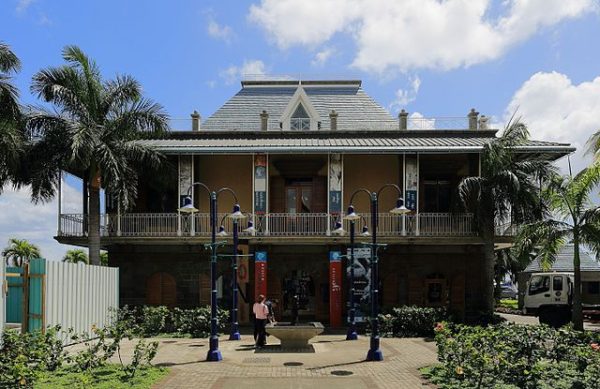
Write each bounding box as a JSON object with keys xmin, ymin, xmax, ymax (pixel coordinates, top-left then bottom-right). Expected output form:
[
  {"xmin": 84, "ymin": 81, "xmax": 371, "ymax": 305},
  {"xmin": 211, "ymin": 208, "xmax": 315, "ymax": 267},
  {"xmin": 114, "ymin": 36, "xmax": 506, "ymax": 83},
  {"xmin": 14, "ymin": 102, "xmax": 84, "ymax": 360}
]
[{"xmin": 0, "ymin": 42, "xmax": 21, "ymax": 73}]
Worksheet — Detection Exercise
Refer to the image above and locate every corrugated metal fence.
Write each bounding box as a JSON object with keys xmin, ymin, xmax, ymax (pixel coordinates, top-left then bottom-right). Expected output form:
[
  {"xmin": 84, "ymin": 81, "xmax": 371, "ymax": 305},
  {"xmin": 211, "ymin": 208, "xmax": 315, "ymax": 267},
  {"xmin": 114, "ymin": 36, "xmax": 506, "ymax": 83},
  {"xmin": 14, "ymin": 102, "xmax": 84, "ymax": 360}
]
[
  {"xmin": 0, "ymin": 261, "xmax": 4, "ymax": 336},
  {"xmin": 39, "ymin": 259, "xmax": 119, "ymax": 337}
]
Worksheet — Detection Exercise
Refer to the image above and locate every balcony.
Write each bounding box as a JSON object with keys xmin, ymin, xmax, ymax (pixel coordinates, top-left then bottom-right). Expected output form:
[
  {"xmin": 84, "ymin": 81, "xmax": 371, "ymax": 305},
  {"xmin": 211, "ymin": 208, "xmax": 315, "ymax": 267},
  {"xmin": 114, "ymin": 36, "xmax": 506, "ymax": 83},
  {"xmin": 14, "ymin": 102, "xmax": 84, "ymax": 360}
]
[{"xmin": 58, "ymin": 212, "xmax": 482, "ymax": 239}]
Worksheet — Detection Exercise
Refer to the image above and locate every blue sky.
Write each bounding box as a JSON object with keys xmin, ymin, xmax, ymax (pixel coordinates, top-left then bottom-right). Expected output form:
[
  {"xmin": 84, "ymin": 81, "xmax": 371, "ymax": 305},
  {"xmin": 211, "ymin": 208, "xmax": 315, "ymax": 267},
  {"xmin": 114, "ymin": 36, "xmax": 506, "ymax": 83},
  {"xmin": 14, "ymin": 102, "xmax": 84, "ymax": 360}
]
[{"xmin": 1, "ymin": 0, "xmax": 600, "ymax": 260}]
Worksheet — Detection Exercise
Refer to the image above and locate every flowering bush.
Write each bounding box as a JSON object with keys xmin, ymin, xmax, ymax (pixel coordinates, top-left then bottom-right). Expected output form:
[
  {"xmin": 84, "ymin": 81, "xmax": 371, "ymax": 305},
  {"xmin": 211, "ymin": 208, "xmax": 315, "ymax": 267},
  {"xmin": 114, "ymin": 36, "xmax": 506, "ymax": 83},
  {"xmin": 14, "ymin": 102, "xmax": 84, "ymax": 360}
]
[{"xmin": 424, "ymin": 322, "xmax": 600, "ymax": 388}]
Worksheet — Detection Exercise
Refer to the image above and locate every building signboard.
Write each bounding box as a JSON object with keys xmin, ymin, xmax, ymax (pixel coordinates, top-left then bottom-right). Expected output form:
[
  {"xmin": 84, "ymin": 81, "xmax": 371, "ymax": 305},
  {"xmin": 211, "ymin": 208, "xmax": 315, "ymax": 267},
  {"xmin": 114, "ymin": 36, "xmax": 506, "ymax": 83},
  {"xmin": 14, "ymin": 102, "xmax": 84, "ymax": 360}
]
[
  {"xmin": 254, "ymin": 251, "xmax": 268, "ymax": 298},
  {"xmin": 405, "ymin": 155, "xmax": 418, "ymax": 211},
  {"xmin": 329, "ymin": 251, "xmax": 343, "ymax": 328},
  {"xmin": 346, "ymin": 247, "xmax": 372, "ymax": 323},
  {"xmin": 328, "ymin": 154, "xmax": 343, "ymax": 214}
]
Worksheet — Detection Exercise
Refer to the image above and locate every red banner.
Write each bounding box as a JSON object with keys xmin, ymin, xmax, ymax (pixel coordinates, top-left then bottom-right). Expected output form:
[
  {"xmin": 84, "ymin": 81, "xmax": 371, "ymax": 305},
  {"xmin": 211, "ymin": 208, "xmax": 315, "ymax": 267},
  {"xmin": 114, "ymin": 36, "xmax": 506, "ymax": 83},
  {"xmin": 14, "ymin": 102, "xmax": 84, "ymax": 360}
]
[
  {"xmin": 329, "ymin": 252, "xmax": 343, "ymax": 328},
  {"xmin": 254, "ymin": 251, "xmax": 268, "ymax": 298}
]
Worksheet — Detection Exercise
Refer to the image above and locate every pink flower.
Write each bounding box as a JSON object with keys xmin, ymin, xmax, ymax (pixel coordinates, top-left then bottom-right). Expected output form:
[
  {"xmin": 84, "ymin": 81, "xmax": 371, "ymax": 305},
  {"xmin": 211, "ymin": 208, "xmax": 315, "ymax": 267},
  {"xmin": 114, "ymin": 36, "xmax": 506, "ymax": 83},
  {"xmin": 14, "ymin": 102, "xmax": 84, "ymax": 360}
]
[
  {"xmin": 591, "ymin": 343, "xmax": 600, "ymax": 351},
  {"xmin": 434, "ymin": 322, "xmax": 445, "ymax": 332}
]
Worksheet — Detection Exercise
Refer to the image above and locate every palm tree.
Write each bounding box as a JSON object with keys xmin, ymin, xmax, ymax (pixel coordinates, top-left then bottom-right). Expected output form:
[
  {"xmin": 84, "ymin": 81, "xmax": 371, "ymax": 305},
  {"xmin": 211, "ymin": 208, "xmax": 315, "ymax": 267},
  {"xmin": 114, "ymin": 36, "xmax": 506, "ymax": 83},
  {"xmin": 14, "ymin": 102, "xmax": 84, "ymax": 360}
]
[
  {"xmin": 515, "ymin": 163, "xmax": 600, "ymax": 330},
  {"xmin": 26, "ymin": 46, "xmax": 169, "ymax": 265},
  {"xmin": 458, "ymin": 119, "xmax": 555, "ymax": 315},
  {"xmin": 100, "ymin": 251, "xmax": 108, "ymax": 266},
  {"xmin": 62, "ymin": 249, "xmax": 89, "ymax": 264},
  {"xmin": 2, "ymin": 238, "xmax": 41, "ymax": 267},
  {"xmin": 0, "ymin": 42, "xmax": 26, "ymax": 192}
]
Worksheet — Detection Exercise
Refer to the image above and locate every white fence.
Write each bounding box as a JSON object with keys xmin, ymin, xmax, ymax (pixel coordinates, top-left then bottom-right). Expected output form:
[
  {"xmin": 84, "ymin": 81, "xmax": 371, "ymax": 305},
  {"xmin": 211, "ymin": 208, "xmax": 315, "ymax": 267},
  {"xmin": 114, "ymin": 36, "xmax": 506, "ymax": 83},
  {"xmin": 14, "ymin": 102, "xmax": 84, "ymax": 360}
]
[{"xmin": 44, "ymin": 261, "xmax": 119, "ymax": 339}]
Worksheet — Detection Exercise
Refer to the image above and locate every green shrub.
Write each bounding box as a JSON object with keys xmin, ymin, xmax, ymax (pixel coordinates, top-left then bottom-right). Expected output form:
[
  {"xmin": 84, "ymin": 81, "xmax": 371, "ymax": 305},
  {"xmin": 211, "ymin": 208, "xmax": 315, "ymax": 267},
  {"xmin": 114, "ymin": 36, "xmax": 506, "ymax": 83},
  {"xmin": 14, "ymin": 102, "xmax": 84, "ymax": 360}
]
[
  {"xmin": 0, "ymin": 326, "xmax": 68, "ymax": 388},
  {"xmin": 116, "ymin": 305, "xmax": 229, "ymax": 338},
  {"xmin": 428, "ymin": 322, "xmax": 600, "ymax": 389},
  {"xmin": 378, "ymin": 306, "xmax": 449, "ymax": 338}
]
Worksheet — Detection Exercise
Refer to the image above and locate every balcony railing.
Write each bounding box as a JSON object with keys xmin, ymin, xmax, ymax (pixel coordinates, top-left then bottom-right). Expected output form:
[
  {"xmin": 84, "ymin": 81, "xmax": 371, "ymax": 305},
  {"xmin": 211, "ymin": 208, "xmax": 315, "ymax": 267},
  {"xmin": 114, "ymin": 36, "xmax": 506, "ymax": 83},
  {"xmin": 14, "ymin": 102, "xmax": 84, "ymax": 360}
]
[{"xmin": 57, "ymin": 212, "xmax": 494, "ymax": 238}]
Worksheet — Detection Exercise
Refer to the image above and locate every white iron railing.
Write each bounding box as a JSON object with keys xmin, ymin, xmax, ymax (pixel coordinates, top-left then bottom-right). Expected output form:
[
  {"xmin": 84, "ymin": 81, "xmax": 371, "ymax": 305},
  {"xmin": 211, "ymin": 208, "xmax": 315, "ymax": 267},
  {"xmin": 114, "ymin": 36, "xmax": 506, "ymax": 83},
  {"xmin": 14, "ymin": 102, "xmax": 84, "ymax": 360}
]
[{"xmin": 57, "ymin": 212, "xmax": 491, "ymax": 238}]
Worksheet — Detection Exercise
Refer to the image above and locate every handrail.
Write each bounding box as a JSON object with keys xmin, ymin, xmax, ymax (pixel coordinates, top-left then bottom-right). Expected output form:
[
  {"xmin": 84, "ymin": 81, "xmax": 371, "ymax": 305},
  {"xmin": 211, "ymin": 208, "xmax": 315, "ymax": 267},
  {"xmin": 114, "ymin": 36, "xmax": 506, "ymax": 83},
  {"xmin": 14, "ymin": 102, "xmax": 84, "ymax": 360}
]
[{"xmin": 57, "ymin": 212, "xmax": 503, "ymax": 238}]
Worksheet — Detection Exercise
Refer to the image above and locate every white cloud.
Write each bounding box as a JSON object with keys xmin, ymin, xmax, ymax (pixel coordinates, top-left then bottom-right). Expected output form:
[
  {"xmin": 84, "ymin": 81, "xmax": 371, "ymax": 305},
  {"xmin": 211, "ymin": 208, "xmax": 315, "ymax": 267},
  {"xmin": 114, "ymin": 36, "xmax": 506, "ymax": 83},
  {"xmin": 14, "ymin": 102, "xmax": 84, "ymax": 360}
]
[
  {"xmin": 207, "ymin": 18, "xmax": 235, "ymax": 44},
  {"xmin": 0, "ymin": 178, "xmax": 81, "ymax": 262},
  {"xmin": 16, "ymin": 0, "xmax": 34, "ymax": 13},
  {"xmin": 504, "ymin": 71, "xmax": 600, "ymax": 174},
  {"xmin": 249, "ymin": 0, "xmax": 596, "ymax": 74},
  {"xmin": 311, "ymin": 47, "xmax": 335, "ymax": 67},
  {"xmin": 389, "ymin": 76, "xmax": 421, "ymax": 112},
  {"xmin": 219, "ymin": 59, "xmax": 268, "ymax": 84}
]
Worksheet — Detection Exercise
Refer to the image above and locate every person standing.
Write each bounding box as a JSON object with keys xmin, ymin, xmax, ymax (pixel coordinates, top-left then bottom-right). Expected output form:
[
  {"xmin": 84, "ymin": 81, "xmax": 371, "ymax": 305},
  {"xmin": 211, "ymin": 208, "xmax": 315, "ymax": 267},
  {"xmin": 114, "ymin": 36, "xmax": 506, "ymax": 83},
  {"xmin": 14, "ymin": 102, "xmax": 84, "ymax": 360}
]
[{"xmin": 253, "ymin": 294, "xmax": 269, "ymax": 348}]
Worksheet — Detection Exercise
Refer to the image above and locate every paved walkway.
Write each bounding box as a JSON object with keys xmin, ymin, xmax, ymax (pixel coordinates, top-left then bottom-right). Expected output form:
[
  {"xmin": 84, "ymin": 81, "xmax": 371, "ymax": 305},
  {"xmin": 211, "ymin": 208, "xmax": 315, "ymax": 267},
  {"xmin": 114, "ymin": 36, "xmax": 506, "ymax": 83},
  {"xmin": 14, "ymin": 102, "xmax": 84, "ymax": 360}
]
[{"xmin": 110, "ymin": 334, "xmax": 438, "ymax": 389}]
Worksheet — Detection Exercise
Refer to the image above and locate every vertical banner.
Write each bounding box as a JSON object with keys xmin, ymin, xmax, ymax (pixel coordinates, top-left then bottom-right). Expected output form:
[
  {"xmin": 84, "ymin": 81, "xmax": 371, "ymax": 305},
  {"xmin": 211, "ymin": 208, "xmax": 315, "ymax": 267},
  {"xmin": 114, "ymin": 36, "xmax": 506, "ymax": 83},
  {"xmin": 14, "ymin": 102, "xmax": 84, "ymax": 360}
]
[
  {"xmin": 328, "ymin": 154, "xmax": 343, "ymax": 215},
  {"xmin": 329, "ymin": 251, "xmax": 343, "ymax": 327},
  {"xmin": 405, "ymin": 155, "xmax": 418, "ymax": 211},
  {"xmin": 346, "ymin": 247, "xmax": 371, "ymax": 323},
  {"xmin": 254, "ymin": 155, "xmax": 267, "ymax": 214},
  {"xmin": 179, "ymin": 155, "xmax": 194, "ymax": 207},
  {"xmin": 254, "ymin": 251, "xmax": 268, "ymax": 298}
]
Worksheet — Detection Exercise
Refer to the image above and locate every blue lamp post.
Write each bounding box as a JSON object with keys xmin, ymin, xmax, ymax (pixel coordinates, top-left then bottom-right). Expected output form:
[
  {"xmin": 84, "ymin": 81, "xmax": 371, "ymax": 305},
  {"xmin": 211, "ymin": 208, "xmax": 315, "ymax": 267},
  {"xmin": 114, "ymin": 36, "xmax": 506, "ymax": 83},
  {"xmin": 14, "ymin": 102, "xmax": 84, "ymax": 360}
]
[
  {"xmin": 345, "ymin": 184, "xmax": 409, "ymax": 361},
  {"xmin": 179, "ymin": 183, "xmax": 246, "ymax": 362}
]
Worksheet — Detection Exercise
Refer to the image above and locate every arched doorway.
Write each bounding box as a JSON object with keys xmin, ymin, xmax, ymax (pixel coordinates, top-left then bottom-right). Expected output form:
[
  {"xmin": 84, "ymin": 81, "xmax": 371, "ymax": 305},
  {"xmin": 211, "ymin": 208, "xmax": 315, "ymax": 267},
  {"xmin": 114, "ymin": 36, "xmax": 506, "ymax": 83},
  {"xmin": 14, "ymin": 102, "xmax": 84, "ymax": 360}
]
[{"xmin": 146, "ymin": 272, "xmax": 177, "ymax": 307}]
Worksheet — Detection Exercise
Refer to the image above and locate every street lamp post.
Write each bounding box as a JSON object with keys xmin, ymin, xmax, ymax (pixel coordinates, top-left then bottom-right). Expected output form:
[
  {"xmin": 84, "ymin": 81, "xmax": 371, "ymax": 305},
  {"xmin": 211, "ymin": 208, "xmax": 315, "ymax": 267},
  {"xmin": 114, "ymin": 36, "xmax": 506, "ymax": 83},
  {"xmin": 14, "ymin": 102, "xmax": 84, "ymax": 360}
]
[
  {"xmin": 344, "ymin": 185, "xmax": 409, "ymax": 361},
  {"xmin": 179, "ymin": 183, "xmax": 246, "ymax": 362}
]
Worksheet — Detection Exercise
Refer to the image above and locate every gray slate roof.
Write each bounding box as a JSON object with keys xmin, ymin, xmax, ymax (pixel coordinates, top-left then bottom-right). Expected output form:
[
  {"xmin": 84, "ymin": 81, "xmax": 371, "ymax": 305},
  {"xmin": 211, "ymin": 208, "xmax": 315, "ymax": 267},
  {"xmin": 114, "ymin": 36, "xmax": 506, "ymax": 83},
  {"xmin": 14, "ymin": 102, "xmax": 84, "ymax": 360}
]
[
  {"xmin": 524, "ymin": 245, "xmax": 600, "ymax": 273},
  {"xmin": 202, "ymin": 81, "xmax": 397, "ymax": 131}
]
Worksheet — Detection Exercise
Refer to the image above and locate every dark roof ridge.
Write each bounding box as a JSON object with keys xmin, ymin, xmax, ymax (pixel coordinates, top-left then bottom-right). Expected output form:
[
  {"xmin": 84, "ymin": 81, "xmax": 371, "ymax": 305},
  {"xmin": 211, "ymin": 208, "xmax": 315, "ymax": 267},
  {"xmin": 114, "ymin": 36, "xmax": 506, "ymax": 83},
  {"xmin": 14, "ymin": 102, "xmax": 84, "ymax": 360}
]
[
  {"xmin": 167, "ymin": 129, "xmax": 501, "ymax": 140},
  {"xmin": 241, "ymin": 80, "xmax": 362, "ymax": 88}
]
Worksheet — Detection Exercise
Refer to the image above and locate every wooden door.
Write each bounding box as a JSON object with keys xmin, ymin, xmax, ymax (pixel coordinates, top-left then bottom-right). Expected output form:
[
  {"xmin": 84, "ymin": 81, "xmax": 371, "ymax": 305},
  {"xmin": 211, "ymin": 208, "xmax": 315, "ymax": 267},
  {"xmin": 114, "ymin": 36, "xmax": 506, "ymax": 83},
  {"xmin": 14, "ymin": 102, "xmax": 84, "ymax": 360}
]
[{"xmin": 146, "ymin": 272, "xmax": 177, "ymax": 307}]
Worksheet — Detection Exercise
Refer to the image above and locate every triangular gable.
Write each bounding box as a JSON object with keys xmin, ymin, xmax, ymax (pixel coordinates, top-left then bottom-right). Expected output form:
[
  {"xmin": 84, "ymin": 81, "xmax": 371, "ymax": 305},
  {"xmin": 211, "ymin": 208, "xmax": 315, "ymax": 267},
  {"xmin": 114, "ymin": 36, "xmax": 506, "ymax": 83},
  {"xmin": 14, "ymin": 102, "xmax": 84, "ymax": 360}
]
[{"xmin": 279, "ymin": 86, "xmax": 321, "ymax": 130}]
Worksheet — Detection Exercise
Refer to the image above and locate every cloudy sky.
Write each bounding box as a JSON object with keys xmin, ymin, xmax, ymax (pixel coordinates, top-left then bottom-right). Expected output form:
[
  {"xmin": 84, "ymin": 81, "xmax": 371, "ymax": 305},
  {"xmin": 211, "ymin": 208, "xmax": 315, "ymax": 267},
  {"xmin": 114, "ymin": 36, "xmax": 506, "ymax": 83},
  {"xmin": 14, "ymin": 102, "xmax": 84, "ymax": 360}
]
[{"xmin": 1, "ymin": 0, "xmax": 599, "ymax": 259}]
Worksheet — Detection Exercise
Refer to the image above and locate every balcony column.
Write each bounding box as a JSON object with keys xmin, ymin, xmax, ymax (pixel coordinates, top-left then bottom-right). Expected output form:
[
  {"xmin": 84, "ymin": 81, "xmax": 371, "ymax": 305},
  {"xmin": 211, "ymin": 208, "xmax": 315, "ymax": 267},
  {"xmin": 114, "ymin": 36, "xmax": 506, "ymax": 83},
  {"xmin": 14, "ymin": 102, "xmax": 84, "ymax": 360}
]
[
  {"xmin": 179, "ymin": 155, "xmax": 194, "ymax": 236},
  {"xmin": 404, "ymin": 154, "xmax": 419, "ymax": 235},
  {"xmin": 328, "ymin": 153, "xmax": 343, "ymax": 235},
  {"xmin": 253, "ymin": 154, "xmax": 268, "ymax": 235}
]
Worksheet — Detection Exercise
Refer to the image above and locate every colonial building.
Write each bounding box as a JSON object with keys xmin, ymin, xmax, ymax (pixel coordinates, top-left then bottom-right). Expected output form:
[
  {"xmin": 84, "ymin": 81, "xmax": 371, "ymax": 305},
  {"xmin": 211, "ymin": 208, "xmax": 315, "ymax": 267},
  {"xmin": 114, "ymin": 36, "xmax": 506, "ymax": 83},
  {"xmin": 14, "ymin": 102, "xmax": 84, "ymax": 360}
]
[{"xmin": 56, "ymin": 79, "xmax": 573, "ymax": 324}]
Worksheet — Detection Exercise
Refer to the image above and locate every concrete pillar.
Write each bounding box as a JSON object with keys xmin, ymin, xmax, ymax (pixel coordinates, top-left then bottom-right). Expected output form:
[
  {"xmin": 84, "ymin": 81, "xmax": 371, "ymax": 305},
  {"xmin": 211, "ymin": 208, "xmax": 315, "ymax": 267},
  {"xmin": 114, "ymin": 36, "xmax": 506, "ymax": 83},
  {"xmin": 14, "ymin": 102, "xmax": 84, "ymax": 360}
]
[
  {"xmin": 329, "ymin": 110, "xmax": 338, "ymax": 130},
  {"xmin": 399, "ymin": 109, "xmax": 408, "ymax": 130},
  {"xmin": 468, "ymin": 108, "xmax": 479, "ymax": 130},
  {"xmin": 260, "ymin": 110, "xmax": 269, "ymax": 131},
  {"xmin": 191, "ymin": 110, "xmax": 201, "ymax": 131},
  {"xmin": 478, "ymin": 115, "xmax": 489, "ymax": 130}
]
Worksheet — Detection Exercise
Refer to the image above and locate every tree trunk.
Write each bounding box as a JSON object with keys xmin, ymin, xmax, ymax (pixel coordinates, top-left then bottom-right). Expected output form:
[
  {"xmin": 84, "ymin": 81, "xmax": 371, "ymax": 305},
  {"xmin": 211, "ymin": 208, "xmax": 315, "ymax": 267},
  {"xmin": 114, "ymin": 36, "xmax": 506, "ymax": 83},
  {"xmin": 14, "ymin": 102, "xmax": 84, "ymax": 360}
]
[
  {"xmin": 481, "ymin": 226, "xmax": 495, "ymax": 315},
  {"xmin": 88, "ymin": 170, "xmax": 101, "ymax": 266},
  {"xmin": 572, "ymin": 234, "xmax": 584, "ymax": 330}
]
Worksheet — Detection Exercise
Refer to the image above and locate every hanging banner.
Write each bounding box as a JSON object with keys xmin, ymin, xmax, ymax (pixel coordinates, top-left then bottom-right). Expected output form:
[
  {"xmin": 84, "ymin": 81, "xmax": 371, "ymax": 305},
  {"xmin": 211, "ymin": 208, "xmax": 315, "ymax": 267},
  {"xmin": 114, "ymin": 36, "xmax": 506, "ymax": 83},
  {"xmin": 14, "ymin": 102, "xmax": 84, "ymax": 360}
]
[
  {"xmin": 238, "ymin": 257, "xmax": 249, "ymax": 284},
  {"xmin": 179, "ymin": 155, "xmax": 194, "ymax": 207},
  {"xmin": 405, "ymin": 155, "xmax": 418, "ymax": 211},
  {"xmin": 328, "ymin": 154, "xmax": 343, "ymax": 215},
  {"xmin": 254, "ymin": 251, "xmax": 268, "ymax": 298},
  {"xmin": 254, "ymin": 155, "xmax": 267, "ymax": 214},
  {"xmin": 329, "ymin": 251, "xmax": 343, "ymax": 328},
  {"xmin": 346, "ymin": 247, "xmax": 371, "ymax": 323}
]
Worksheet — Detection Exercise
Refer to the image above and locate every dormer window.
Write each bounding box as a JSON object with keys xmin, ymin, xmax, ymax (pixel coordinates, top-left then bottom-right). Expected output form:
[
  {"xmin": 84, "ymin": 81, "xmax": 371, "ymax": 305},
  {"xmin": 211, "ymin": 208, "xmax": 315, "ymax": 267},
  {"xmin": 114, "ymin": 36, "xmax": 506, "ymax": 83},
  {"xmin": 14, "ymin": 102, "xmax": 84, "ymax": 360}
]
[
  {"xmin": 279, "ymin": 87, "xmax": 321, "ymax": 131},
  {"xmin": 290, "ymin": 103, "xmax": 310, "ymax": 130}
]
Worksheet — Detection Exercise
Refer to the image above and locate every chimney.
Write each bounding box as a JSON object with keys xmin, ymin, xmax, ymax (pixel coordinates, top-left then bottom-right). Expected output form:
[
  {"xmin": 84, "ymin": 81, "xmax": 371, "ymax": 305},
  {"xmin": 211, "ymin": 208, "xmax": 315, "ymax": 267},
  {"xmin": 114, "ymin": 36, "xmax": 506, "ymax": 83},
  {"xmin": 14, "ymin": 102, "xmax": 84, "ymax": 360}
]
[
  {"xmin": 398, "ymin": 109, "xmax": 408, "ymax": 130},
  {"xmin": 478, "ymin": 115, "xmax": 489, "ymax": 130},
  {"xmin": 191, "ymin": 110, "xmax": 201, "ymax": 131},
  {"xmin": 468, "ymin": 108, "xmax": 479, "ymax": 130},
  {"xmin": 329, "ymin": 110, "xmax": 338, "ymax": 130},
  {"xmin": 260, "ymin": 110, "xmax": 269, "ymax": 131}
]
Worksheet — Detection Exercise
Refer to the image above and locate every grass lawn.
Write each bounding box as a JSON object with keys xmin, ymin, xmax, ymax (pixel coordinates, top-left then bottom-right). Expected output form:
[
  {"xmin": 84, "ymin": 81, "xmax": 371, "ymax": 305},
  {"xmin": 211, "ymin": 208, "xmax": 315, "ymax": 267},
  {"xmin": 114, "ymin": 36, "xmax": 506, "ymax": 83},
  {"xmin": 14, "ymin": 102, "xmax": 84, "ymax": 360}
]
[
  {"xmin": 35, "ymin": 364, "xmax": 169, "ymax": 389},
  {"xmin": 498, "ymin": 298, "xmax": 518, "ymax": 310}
]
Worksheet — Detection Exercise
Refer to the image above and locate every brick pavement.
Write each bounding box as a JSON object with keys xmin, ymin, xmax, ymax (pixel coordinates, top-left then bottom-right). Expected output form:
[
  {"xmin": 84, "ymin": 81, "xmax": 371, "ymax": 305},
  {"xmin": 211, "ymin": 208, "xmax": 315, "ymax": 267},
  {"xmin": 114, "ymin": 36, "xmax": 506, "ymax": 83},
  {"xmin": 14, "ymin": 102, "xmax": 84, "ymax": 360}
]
[{"xmin": 109, "ymin": 334, "xmax": 438, "ymax": 389}]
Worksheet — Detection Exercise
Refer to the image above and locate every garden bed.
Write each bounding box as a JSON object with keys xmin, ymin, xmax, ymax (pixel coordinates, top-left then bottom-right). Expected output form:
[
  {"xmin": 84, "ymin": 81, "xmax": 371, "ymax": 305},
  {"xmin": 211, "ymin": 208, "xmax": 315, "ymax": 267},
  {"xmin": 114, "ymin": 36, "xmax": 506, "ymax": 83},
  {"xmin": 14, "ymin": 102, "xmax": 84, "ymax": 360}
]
[{"xmin": 35, "ymin": 364, "xmax": 169, "ymax": 389}]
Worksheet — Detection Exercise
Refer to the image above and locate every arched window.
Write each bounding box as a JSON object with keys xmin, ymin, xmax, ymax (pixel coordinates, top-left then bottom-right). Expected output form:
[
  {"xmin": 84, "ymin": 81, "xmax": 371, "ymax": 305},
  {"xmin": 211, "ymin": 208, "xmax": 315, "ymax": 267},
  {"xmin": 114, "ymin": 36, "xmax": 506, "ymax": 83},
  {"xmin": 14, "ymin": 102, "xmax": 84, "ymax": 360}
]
[
  {"xmin": 290, "ymin": 103, "xmax": 310, "ymax": 130},
  {"xmin": 146, "ymin": 272, "xmax": 177, "ymax": 307}
]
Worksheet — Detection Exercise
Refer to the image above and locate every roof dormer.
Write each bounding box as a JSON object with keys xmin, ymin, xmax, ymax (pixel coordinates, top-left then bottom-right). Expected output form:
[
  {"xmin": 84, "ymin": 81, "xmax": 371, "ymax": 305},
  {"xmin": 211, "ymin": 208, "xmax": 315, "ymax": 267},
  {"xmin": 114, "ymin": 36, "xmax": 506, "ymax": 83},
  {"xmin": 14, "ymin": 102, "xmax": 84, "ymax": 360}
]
[{"xmin": 279, "ymin": 86, "xmax": 321, "ymax": 130}]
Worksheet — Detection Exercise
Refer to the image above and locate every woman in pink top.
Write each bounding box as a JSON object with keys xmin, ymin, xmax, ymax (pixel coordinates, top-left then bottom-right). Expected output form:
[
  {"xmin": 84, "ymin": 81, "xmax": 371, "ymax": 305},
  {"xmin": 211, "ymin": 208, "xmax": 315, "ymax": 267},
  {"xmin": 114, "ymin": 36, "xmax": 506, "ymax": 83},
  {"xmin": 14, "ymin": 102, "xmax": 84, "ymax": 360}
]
[{"xmin": 253, "ymin": 294, "xmax": 269, "ymax": 348}]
